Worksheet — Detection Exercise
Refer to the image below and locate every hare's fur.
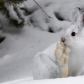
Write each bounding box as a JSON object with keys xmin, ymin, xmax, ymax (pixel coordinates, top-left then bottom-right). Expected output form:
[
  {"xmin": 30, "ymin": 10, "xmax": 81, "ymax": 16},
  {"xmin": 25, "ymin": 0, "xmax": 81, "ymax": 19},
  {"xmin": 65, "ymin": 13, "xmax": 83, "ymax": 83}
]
[{"xmin": 33, "ymin": 7, "xmax": 84, "ymax": 79}]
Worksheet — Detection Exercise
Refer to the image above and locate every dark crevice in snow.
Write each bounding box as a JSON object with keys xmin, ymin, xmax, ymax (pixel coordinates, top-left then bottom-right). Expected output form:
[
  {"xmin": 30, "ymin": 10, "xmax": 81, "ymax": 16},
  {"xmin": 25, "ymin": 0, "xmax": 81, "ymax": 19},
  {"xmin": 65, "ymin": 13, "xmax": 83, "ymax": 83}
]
[
  {"xmin": 48, "ymin": 27, "xmax": 54, "ymax": 33},
  {"xmin": 20, "ymin": 7, "xmax": 32, "ymax": 16},
  {"xmin": 30, "ymin": 18, "xmax": 33, "ymax": 23},
  {"xmin": 0, "ymin": 36, "xmax": 5, "ymax": 43},
  {"xmin": 54, "ymin": 12, "xmax": 64, "ymax": 21}
]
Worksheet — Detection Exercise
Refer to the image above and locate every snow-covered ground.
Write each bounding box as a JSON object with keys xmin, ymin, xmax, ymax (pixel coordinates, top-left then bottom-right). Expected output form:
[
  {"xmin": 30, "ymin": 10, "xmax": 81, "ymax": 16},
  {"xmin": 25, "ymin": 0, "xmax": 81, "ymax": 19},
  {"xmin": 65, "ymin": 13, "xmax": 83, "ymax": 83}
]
[
  {"xmin": 0, "ymin": 14, "xmax": 64, "ymax": 83},
  {"xmin": 2, "ymin": 76, "xmax": 84, "ymax": 84},
  {"xmin": 1, "ymin": 0, "xmax": 84, "ymax": 83}
]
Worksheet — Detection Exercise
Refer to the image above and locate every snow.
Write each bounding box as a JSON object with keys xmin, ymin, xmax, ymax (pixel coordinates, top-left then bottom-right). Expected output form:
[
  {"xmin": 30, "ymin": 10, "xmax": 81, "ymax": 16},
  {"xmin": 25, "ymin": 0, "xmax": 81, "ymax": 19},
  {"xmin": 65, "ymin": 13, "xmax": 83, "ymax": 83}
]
[
  {"xmin": 1, "ymin": 0, "xmax": 84, "ymax": 83},
  {"xmin": 2, "ymin": 76, "xmax": 84, "ymax": 84},
  {"xmin": 23, "ymin": 0, "xmax": 84, "ymax": 32},
  {"xmin": 0, "ymin": 14, "xmax": 64, "ymax": 83},
  {"xmin": 6, "ymin": 5, "xmax": 22, "ymax": 24},
  {"xmin": 28, "ymin": 5, "xmax": 71, "ymax": 32}
]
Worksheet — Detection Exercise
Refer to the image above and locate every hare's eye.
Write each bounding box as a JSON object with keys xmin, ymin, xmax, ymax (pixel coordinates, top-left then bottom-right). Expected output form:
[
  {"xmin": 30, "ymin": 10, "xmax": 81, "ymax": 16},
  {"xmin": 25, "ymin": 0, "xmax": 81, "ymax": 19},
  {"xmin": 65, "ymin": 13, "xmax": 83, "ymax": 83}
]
[{"xmin": 71, "ymin": 32, "xmax": 76, "ymax": 36}]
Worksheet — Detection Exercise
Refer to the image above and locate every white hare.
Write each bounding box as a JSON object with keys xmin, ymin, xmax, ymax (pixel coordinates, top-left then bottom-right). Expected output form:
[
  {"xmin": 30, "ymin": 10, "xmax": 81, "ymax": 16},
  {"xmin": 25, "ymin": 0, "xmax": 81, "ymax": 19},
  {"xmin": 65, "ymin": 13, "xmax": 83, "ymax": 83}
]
[{"xmin": 33, "ymin": 7, "xmax": 84, "ymax": 79}]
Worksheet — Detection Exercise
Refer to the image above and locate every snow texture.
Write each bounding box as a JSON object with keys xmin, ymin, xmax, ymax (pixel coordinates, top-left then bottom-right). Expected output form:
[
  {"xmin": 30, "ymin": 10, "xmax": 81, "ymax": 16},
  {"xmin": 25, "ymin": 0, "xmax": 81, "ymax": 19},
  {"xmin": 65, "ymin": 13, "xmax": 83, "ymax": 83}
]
[
  {"xmin": 2, "ymin": 76, "xmax": 84, "ymax": 84},
  {"xmin": 6, "ymin": 5, "xmax": 22, "ymax": 24},
  {"xmin": 0, "ymin": 13, "xmax": 63, "ymax": 82}
]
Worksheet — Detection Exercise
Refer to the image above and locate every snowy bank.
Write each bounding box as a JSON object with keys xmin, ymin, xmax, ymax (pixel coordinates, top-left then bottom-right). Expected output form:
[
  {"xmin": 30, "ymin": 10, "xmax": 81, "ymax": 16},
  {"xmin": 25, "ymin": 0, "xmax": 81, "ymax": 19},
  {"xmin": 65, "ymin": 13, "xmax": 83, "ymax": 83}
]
[{"xmin": 2, "ymin": 76, "xmax": 84, "ymax": 84}]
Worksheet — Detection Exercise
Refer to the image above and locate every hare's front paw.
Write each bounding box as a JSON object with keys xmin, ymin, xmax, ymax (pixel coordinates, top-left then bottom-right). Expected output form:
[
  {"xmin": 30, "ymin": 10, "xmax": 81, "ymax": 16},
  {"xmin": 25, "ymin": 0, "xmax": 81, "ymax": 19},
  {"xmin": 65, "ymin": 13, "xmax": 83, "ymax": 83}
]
[{"xmin": 55, "ymin": 41, "xmax": 70, "ymax": 77}]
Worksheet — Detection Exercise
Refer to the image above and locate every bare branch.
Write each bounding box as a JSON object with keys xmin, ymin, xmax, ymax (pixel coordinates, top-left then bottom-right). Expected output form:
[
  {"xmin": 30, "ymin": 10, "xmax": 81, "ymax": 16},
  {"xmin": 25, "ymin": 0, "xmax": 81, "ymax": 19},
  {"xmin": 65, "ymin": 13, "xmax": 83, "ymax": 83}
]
[{"xmin": 33, "ymin": 0, "xmax": 53, "ymax": 19}]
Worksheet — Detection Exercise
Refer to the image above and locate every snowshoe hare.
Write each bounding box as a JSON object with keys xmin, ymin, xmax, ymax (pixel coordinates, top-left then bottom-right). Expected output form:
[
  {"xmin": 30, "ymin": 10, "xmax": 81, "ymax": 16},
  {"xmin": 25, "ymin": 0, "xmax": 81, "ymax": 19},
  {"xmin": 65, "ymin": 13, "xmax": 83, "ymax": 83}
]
[{"xmin": 33, "ymin": 7, "xmax": 84, "ymax": 79}]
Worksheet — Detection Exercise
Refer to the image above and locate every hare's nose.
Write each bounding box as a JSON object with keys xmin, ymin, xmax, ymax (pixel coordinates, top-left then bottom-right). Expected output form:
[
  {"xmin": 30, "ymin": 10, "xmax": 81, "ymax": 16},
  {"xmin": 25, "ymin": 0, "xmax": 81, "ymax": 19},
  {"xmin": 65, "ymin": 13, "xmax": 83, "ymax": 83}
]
[{"xmin": 61, "ymin": 37, "xmax": 66, "ymax": 42}]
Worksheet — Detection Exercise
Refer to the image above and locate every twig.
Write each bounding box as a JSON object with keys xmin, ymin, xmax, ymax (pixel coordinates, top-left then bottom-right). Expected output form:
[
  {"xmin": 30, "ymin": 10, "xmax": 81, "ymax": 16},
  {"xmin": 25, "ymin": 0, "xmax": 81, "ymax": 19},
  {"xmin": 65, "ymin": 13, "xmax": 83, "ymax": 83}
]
[
  {"xmin": 33, "ymin": 0, "xmax": 53, "ymax": 19},
  {"xmin": 17, "ymin": 3, "xmax": 23, "ymax": 8}
]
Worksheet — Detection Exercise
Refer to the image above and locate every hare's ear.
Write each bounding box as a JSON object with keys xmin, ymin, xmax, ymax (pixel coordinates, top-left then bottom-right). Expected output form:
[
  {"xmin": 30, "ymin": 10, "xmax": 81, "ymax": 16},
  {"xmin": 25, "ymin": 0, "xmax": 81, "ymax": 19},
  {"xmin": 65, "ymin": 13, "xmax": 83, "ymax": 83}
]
[
  {"xmin": 71, "ymin": 7, "xmax": 81, "ymax": 24},
  {"xmin": 77, "ymin": 12, "xmax": 84, "ymax": 28}
]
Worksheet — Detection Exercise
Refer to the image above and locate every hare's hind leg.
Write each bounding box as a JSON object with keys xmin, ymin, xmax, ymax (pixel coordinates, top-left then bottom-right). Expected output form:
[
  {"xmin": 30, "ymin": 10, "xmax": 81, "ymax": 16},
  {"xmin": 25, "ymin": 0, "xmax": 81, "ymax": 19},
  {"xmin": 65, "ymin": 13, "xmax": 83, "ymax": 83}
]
[{"xmin": 33, "ymin": 53, "xmax": 62, "ymax": 79}]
